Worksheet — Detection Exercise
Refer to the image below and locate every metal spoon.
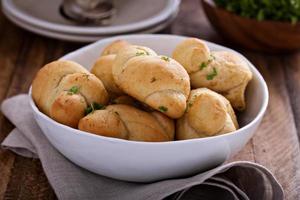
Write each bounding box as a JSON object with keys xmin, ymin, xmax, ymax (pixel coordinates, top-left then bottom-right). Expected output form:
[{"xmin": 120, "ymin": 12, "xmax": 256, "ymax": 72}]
[{"xmin": 61, "ymin": 0, "xmax": 115, "ymax": 25}]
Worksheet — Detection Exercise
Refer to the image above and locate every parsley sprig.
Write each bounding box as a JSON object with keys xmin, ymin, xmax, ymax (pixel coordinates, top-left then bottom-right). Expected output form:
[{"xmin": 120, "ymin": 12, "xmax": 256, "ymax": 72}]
[
  {"xmin": 158, "ymin": 106, "xmax": 168, "ymax": 112},
  {"xmin": 67, "ymin": 86, "xmax": 79, "ymax": 95},
  {"xmin": 199, "ymin": 54, "xmax": 215, "ymax": 70},
  {"xmin": 206, "ymin": 67, "xmax": 218, "ymax": 80},
  {"xmin": 161, "ymin": 56, "xmax": 170, "ymax": 62},
  {"xmin": 85, "ymin": 102, "xmax": 105, "ymax": 115},
  {"xmin": 136, "ymin": 51, "xmax": 150, "ymax": 56}
]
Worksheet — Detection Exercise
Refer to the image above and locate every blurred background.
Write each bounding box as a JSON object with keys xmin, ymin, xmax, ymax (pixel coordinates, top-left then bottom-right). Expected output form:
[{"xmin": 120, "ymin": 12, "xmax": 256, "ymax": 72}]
[{"xmin": 2, "ymin": 0, "xmax": 300, "ymax": 52}]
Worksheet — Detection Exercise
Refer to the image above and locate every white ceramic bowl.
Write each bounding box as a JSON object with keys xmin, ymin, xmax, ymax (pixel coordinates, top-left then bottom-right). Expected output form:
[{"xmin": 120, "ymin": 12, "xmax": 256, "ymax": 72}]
[
  {"xmin": 29, "ymin": 34, "xmax": 268, "ymax": 182},
  {"xmin": 2, "ymin": 6, "xmax": 178, "ymax": 42},
  {"xmin": 2, "ymin": 0, "xmax": 179, "ymax": 34}
]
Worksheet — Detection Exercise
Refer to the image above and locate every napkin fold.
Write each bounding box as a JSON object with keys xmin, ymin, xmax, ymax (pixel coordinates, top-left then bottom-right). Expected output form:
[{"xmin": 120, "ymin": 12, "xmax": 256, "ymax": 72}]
[{"xmin": 1, "ymin": 95, "xmax": 284, "ymax": 200}]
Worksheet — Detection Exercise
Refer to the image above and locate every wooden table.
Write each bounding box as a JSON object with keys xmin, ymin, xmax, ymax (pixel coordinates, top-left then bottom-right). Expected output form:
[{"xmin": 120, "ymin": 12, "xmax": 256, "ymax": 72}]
[{"xmin": 0, "ymin": 1, "xmax": 300, "ymax": 199}]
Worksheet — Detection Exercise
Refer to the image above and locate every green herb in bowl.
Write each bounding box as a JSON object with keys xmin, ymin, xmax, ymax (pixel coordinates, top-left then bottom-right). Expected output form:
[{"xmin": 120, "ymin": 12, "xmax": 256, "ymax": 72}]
[{"xmin": 214, "ymin": 0, "xmax": 300, "ymax": 24}]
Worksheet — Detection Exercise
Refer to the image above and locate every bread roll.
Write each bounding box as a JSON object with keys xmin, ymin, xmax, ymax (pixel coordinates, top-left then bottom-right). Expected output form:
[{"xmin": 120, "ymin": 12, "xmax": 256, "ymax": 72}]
[
  {"xmin": 173, "ymin": 38, "xmax": 210, "ymax": 74},
  {"xmin": 101, "ymin": 40, "xmax": 131, "ymax": 56},
  {"xmin": 78, "ymin": 104, "xmax": 174, "ymax": 142},
  {"xmin": 32, "ymin": 60, "xmax": 109, "ymax": 128},
  {"xmin": 173, "ymin": 38, "xmax": 252, "ymax": 111},
  {"xmin": 112, "ymin": 45, "xmax": 191, "ymax": 119},
  {"xmin": 91, "ymin": 54, "xmax": 123, "ymax": 95},
  {"xmin": 91, "ymin": 40, "xmax": 131, "ymax": 96},
  {"xmin": 176, "ymin": 88, "xmax": 238, "ymax": 140}
]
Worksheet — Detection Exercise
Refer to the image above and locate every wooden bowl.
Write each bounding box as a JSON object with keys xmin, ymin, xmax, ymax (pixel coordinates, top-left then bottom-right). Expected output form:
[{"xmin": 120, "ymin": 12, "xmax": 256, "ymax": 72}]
[{"xmin": 201, "ymin": 0, "xmax": 300, "ymax": 52}]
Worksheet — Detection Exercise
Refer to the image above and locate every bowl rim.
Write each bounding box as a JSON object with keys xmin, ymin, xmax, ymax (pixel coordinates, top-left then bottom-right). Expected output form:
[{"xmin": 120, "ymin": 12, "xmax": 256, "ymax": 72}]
[{"xmin": 29, "ymin": 34, "xmax": 269, "ymax": 146}]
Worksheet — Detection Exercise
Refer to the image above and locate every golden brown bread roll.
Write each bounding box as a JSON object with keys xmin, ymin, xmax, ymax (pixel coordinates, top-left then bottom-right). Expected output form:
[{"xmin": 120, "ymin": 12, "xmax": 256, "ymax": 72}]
[
  {"xmin": 173, "ymin": 38, "xmax": 252, "ymax": 111},
  {"xmin": 32, "ymin": 60, "xmax": 109, "ymax": 128},
  {"xmin": 176, "ymin": 88, "xmax": 238, "ymax": 140},
  {"xmin": 112, "ymin": 45, "xmax": 191, "ymax": 119},
  {"xmin": 91, "ymin": 54, "xmax": 123, "ymax": 95},
  {"xmin": 91, "ymin": 40, "xmax": 131, "ymax": 96},
  {"xmin": 78, "ymin": 104, "xmax": 174, "ymax": 142},
  {"xmin": 101, "ymin": 40, "xmax": 131, "ymax": 56},
  {"xmin": 173, "ymin": 38, "xmax": 211, "ymax": 74}
]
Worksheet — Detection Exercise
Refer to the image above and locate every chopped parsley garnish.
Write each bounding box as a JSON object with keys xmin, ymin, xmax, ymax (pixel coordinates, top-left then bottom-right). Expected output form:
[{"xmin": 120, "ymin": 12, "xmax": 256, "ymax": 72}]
[
  {"xmin": 158, "ymin": 106, "xmax": 168, "ymax": 112},
  {"xmin": 206, "ymin": 67, "xmax": 218, "ymax": 80},
  {"xmin": 185, "ymin": 102, "xmax": 193, "ymax": 113},
  {"xmin": 199, "ymin": 54, "xmax": 215, "ymax": 70},
  {"xmin": 67, "ymin": 86, "xmax": 79, "ymax": 95},
  {"xmin": 136, "ymin": 51, "xmax": 150, "ymax": 56},
  {"xmin": 161, "ymin": 56, "xmax": 170, "ymax": 62},
  {"xmin": 136, "ymin": 52, "xmax": 145, "ymax": 56},
  {"xmin": 85, "ymin": 102, "xmax": 105, "ymax": 115},
  {"xmin": 199, "ymin": 62, "xmax": 208, "ymax": 70},
  {"xmin": 214, "ymin": 0, "xmax": 300, "ymax": 24}
]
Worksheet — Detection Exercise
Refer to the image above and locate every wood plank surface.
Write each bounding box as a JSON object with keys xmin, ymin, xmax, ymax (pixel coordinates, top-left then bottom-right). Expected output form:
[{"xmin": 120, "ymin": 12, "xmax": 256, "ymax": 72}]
[
  {"xmin": 0, "ymin": 0, "xmax": 300, "ymax": 199},
  {"xmin": 229, "ymin": 53, "xmax": 300, "ymax": 199},
  {"xmin": 283, "ymin": 54, "xmax": 300, "ymax": 137},
  {"xmin": 0, "ymin": 8, "xmax": 25, "ymax": 199}
]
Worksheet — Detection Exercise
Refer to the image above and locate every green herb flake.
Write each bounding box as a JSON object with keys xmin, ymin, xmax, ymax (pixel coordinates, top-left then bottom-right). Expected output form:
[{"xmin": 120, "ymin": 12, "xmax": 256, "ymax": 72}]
[
  {"xmin": 206, "ymin": 67, "xmax": 218, "ymax": 80},
  {"xmin": 158, "ymin": 106, "xmax": 168, "ymax": 112},
  {"xmin": 199, "ymin": 54, "xmax": 215, "ymax": 70},
  {"xmin": 161, "ymin": 56, "xmax": 170, "ymax": 62},
  {"xmin": 136, "ymin": 51, "xmax": 146, "ymax": 56},
  {"xmin": 67, "ymin": 86, "xmax": 79, "ymax": 95},
  {"xmin": 136, "ymin": 50, "xmax": 151, "ymax": 56},
  {"xmin": 85, "ymin": 102, "xmax": 105, "ymax": 115},
  {"xmin": 185, "ymin": 100, "xmax": 194, "ymax": 112},
  {"xmin": 199, "ymin": 62, "xmax": 207, "ymax": 70}
]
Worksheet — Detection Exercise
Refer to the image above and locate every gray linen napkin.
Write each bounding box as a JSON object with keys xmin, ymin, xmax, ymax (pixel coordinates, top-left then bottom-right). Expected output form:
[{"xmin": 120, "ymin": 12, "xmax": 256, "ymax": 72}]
[{"xmin": 1, "ymin": 95, "xmax": 284, "ymax": 200}]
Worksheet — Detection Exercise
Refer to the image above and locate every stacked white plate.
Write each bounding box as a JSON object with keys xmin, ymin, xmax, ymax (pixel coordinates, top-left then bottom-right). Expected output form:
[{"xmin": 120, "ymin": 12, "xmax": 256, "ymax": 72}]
[{"xmin": 2, "ymin": 0, "xmax": 180, "ymax": 42}]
